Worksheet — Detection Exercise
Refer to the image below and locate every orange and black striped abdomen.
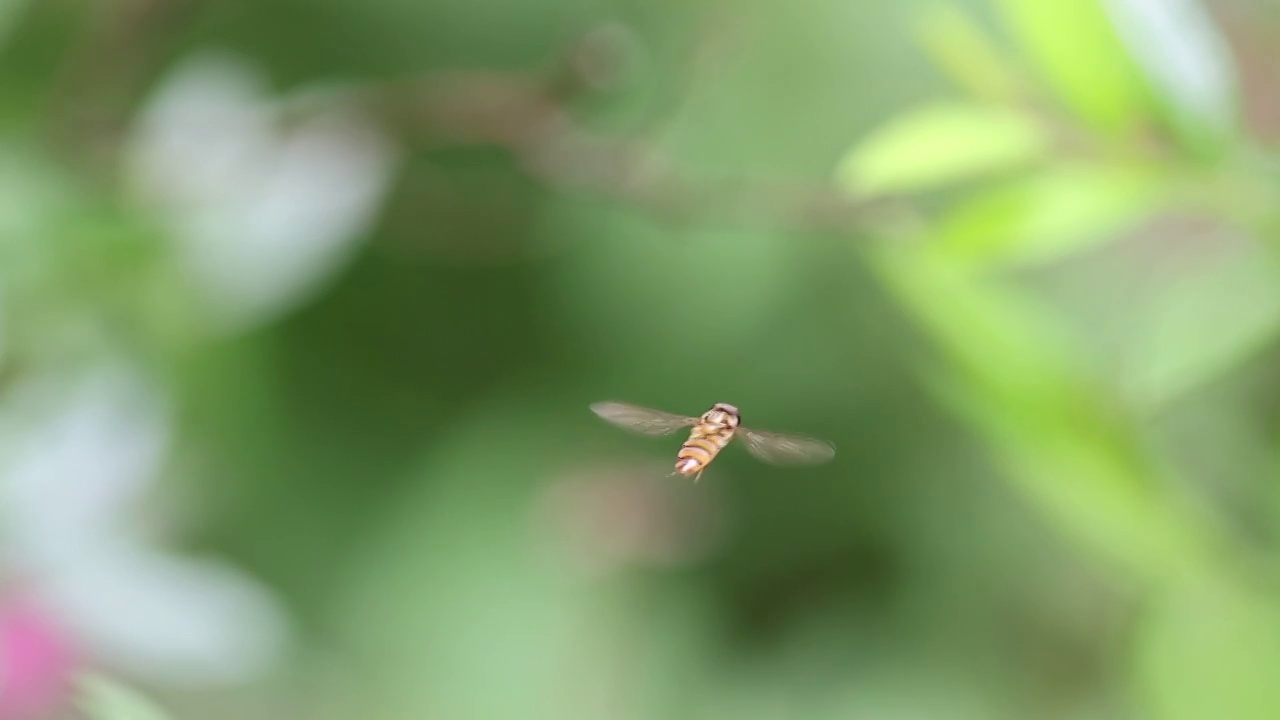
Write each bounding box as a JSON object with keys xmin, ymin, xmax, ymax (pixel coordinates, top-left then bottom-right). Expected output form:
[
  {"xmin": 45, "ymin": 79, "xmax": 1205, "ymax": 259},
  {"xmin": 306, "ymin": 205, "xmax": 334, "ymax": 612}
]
[{"xmin": 674, "ymin": 423, "xmax": 735, "ymax": 476}]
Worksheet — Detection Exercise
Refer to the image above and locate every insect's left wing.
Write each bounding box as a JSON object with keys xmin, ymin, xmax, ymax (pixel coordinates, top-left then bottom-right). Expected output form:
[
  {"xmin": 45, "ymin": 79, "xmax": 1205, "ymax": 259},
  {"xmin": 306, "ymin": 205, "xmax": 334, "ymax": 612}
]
[
  {"xmin": 590, "ymin": 401, "xmax": 698, "ymax": 437},
  {"xmin": 738, "ymin": 427, "xmax": 835, "ymax": 465}
]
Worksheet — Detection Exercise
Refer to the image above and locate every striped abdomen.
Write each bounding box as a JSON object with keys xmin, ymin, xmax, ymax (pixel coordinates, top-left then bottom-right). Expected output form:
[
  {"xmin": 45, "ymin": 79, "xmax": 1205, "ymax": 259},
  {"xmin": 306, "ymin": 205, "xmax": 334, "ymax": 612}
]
[{"xmin": 674, "ymin": 423, "xmax": 735, "ymax": 476}]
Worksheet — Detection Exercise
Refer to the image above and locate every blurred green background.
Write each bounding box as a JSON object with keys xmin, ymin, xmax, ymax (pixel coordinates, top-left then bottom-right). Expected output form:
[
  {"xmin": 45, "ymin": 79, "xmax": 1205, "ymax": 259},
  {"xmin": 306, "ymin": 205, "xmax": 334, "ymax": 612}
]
[{"xmin": 3, "ymin": 0, "xmax": 1280, "ymax": 718}]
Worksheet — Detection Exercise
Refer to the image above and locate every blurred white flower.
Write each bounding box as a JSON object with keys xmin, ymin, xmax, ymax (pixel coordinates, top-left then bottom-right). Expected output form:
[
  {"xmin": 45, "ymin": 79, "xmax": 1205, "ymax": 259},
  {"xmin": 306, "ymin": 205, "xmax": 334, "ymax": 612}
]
[
  {"xmin": 39, "ymin": 540, "xmax": 288, "ymax": 687},
  {"xmin": 0, "ymin": 363, "xmax": 292, "ymax": 688},
  {"xmin": 1, "ymin": 366, "xmax": 168, "ymax": 568},
  {"xmin": 125, "ymin": 50, "xmax": 399, "ymax": 333}
]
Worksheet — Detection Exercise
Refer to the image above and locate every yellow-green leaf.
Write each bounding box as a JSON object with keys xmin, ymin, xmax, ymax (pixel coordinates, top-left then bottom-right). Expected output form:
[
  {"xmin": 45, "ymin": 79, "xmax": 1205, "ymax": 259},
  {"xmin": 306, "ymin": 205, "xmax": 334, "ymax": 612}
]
[
  {"xmin": 915, "ymin": 3, "xmax": 1020, "ymax": 102},
  {"xmin": 991, "ymin": 0, "xmax": 1154, "ymax": 132},
  {"xmin": 934, "ymin": 164, "xmax": 1168, "ymax": 267},
  {"xmin": 837, "ymin": 102, "xmax": 1048, "ymax": 197}
]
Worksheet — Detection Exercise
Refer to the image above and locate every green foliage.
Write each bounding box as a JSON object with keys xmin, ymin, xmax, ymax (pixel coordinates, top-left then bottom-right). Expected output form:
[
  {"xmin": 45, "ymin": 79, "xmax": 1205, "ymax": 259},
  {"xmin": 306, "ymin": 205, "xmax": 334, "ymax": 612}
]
[
  {"xmin": 867, "ymin": 244, "xmax": 1204, "ymax": 578},
  {"xmin": 1135, "ymin": 575, "xmax": 1280, "ymax": 720},
  {"xmin": 990, "ymin": 0, "xmax": 1156, "ymax": 133},
  {"xmin": 2, "ymin": 0, "xmax": 1279, "ymax": 718},
  {"xmin": 837, "ymin": 2, "xmax": 1280, "ymax": 719},
  {"xmin": 915, "ymin": 3, "xmax": 1020, "ymax": 104},
  {"xmin": 934, "ymin": 163, "xmax": 1169, "ymax": 267},
  {"xmin": 836, "ymin": 102, "xmax": 1048, "ymax": 197},
  {"xmin": 77, "ymin": 675, "xmax": 172, "ymax": 720},
  {"xmin": 1124, "ymin": 243, "xmax": 1280, "ymax": 408},
  {"xmin": 1105, "ymin": 0, "xmax": 1240, "ymax": 156}
]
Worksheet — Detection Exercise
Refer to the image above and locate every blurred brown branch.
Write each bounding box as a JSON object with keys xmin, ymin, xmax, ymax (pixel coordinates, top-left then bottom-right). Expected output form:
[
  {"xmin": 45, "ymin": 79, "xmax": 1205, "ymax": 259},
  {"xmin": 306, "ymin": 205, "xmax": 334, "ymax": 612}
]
[
  {"xmin": 47, "ymin": 9, "xmax": 903, "ymax": 236},
  {"xmin": 364, "ymin": 25, "xmax": 906, "ymax": 236},
  {"xmin": 46, "ymin": 0, "xmax": 203, "ymax": 177},
  {"xmin": 1215, "ymin": 2, "xmax": 1280, "ymax": 144}
]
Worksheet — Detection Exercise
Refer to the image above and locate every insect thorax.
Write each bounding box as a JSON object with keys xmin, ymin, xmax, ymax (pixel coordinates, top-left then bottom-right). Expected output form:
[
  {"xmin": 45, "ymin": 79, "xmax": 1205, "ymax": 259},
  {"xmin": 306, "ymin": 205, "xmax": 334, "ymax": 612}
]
[{"xmin": 701, "ymin": 403, "xmax": 740, "ymax": 429}]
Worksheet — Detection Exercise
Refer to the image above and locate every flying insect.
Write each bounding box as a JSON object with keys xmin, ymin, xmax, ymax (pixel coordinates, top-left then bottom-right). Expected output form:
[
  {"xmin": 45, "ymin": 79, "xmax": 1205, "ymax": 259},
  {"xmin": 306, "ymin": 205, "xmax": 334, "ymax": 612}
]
[{"xmin": 590, "ymin": 401, "xmax": 835, "ymax": 481}]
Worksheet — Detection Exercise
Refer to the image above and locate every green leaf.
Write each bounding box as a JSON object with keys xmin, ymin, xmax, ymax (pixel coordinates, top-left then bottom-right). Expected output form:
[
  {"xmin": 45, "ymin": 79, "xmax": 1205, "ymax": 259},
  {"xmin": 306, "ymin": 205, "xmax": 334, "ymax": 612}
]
[
  {"xmin": 991, "ymin": 0, "xmax": 1154, "ymax": 132},
  {"xmin": 1135, "ymin": 575, "xmax": 1280, "ymax": 720},
  {"xmin": 1123, "ymin": 241, "xmax": 1280, "ymax": 408},
  {"xmin": 867, "ymin": 245, "xmax": 1207, "ymax": 579},
  {"xmin": 77, "ymin": 674, "xmax": 172, "ymax": 720},
  {"xmin": 934, "ymin": 163, "xmax": 1168, "ymax": 267},
  {"xmin": 915, "ymin": 3, "xmax": 1020, "ymax": 102},
  {"xmin": 836, "ymin": 102, "xmax": 1048, "ymax": 197}
]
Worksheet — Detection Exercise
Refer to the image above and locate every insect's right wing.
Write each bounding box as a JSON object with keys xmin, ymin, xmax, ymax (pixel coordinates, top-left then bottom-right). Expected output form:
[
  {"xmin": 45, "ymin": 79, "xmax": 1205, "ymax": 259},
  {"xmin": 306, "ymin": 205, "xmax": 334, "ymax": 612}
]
[
  {"xmin": 738, "ymin": 427, "xmax": 835, "ymax": 466},
  {"xmin": 590, "ymin": 401, "xmax": 698, "ymax": 437}
]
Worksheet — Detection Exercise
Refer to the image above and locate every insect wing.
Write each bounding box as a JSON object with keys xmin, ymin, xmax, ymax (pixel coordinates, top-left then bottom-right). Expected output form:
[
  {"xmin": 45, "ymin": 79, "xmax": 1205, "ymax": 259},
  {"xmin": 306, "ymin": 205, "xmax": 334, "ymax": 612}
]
[
  {"xmin": 590, "ymin": 401, "xmax": 697, "ymax": 437},
  {"xmin": 739, "ymin": 427, "xmax": 835, "ymax": 465}
]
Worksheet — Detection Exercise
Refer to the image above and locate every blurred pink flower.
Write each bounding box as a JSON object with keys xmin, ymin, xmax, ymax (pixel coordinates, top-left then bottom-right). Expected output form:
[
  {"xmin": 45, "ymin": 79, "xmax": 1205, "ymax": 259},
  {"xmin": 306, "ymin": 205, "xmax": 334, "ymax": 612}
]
[
  {"xmin": 0, "ymin": 593, "xmax": 78, "ymax": 720},
  {"xmin": 0, "ymin": 364, "xmax": 291, "ymax": 689}
]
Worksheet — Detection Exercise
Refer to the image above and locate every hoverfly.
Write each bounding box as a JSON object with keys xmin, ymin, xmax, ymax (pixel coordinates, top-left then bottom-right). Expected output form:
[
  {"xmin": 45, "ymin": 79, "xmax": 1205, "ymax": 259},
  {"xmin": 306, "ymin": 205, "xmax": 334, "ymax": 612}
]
[{"xmin": 590, "ymin": 401, "xmax": 835, "ymax": 481}]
